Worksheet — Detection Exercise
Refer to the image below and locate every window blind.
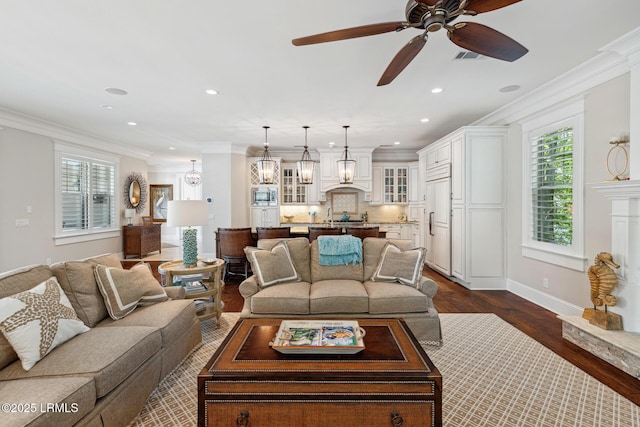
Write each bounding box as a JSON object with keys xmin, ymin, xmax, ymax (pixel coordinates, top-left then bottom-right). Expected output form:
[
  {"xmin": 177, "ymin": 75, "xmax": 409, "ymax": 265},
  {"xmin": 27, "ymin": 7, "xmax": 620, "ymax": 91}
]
[{"xmin": 529, "ymin": 127, "xmax": 573, "ymax": 246}]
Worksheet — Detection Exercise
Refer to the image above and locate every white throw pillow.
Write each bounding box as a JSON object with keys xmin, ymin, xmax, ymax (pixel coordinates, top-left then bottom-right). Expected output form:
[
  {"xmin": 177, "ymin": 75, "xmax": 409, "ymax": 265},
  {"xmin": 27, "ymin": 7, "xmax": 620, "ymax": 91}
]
[
  {"xmin": 245, "ymin": 241, "xmax": 300, "ymax": 288},
  {"xmin": 0, "ymin": 277, "xmax": 90, "ymax": 371},
  {"xmin": 370, "ymin": 242, "xmax": 426, "ymax": 287}
]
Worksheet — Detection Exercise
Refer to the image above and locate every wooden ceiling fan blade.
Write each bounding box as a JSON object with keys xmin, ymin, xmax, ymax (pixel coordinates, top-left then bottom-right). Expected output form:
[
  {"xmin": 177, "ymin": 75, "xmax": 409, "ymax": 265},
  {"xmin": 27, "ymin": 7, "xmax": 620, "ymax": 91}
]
[
  {"xmin": 377, "ymin": 35, "xmax": 427, "ymax": 86},
  {"xmin": 448, "ymin": 22, "xmax": 527, "ymax": 62},
  {"xmin": 415, "ymin": 0, "xmax": 440, "ymax": 5},
  {"xmin": 292, "ymin": 22, "xmax": 409, "ymax": 46},
  {"xmin": 464, "ymin": 0, "xmax": 522, "ymax": 14}
]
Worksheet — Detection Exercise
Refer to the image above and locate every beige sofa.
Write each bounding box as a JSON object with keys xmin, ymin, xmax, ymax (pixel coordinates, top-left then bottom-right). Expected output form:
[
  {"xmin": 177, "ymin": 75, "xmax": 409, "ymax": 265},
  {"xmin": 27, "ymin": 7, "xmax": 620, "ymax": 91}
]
[
  {"xmin": 239, "ymin": 237, "xmax": 442, "ymax": 344},
  {"xmin": 0, "ymin": 254, "xmax": 202, "ymax": 427}
]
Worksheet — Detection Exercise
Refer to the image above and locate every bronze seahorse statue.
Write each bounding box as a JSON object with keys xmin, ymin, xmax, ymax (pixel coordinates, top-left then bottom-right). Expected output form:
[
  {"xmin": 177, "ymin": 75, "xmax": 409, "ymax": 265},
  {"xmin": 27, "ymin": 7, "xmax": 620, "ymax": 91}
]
[{"xmin": 587, "ymin": 252, "xmax": 619, "ymax": 307}]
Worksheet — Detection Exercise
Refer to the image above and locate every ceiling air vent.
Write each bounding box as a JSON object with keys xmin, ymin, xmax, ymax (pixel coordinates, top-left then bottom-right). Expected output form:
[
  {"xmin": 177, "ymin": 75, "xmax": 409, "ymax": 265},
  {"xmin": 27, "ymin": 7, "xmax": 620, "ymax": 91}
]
[{"xmin": 454, "ymin": 51, "xmax": 483, "ymax": 60}]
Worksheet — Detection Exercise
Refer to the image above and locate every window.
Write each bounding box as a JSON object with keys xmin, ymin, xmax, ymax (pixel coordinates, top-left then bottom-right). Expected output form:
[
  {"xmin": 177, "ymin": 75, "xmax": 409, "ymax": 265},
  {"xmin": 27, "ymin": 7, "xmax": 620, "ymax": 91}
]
[
  {"xmin": 522, "ymin": 101, "xmax": 585, "ymax": 270},
  {"xmin": 55, "ymin": 142, "xmax": 120, "ymax": 245}
]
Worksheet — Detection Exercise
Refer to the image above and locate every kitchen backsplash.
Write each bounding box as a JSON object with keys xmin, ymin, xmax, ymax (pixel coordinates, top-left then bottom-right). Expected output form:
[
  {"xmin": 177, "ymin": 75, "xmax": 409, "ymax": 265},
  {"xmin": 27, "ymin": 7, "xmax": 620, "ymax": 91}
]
[{"xmin": 280, "ymin": 203, "xmax": 409, "ymax": 224}]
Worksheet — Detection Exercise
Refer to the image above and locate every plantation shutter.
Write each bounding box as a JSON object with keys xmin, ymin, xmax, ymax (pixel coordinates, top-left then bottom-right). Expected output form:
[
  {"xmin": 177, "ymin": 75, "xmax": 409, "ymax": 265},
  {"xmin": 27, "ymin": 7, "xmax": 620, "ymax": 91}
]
[
  {"xmin": 61, "ymin": 158, "xmax": 89, "ymax": 231},
  {"xmin": 530, "ymin": 127, "xmax": 573, "ymax": 246},
  {"xmin": 91, "ymin": 162, "xmax": 116, "ymax": 229}
]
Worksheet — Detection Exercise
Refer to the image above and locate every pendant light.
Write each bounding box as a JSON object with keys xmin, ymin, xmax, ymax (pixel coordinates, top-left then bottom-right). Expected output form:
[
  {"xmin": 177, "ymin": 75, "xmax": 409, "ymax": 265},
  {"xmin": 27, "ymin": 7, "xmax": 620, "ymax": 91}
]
[
  {"xmin": 256, "ymin": 126, "xmax": 276, "ymax": 184},
  {"xmin": 296, "ymin": 126, "xmax": 316, "ymax": 184},
  {"xmin": 337, "ymin": 125, "xmax": 356, "ymax": 184},
  {"xmin": 184, "ymin": 160, "xmax": 202, "ymax": 187}
]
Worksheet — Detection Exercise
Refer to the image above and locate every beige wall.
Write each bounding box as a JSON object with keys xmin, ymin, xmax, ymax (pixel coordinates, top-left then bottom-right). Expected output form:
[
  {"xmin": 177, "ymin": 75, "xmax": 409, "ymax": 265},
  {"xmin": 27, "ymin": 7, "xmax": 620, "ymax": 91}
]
[
  {"xmin": 0, "ymin": 127, "xmax": 148, "ymax": 271},
  {"xmin": 506, "ymin": 74, "xmax": 631, "ymax": 310}
]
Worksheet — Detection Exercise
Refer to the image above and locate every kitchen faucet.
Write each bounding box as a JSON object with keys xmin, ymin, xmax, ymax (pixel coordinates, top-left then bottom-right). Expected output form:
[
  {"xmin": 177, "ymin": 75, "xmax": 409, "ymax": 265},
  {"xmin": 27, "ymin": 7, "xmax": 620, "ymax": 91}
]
[{"xmin": 327, "ymin": 207, "xmax": 333, "ymax": 226}]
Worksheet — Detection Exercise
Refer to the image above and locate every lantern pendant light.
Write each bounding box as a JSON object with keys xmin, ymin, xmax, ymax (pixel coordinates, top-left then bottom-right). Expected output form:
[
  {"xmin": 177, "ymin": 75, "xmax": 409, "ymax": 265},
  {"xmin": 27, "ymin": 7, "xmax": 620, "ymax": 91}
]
[
  {"xmin": 337, "ymin": 125, "xmax": 356, "ymax": 184},
  {"xmin": 184, "ymin": 160, "xmax": 202, "ymax": 187},
  {"xmin": 256, "ymin": 126, "xmax": 276, "ymax": 185},
  {"xmin": 296, "ymin": 126, "xmax": 316, "ymax": 185}
]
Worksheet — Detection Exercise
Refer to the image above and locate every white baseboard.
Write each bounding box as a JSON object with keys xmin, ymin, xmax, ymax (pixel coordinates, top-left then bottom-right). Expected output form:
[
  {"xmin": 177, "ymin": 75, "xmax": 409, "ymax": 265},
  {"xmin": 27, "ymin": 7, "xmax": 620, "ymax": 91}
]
[{"xmin": 506, "ymin": 279, "xmax": 583, "ymax": 316}]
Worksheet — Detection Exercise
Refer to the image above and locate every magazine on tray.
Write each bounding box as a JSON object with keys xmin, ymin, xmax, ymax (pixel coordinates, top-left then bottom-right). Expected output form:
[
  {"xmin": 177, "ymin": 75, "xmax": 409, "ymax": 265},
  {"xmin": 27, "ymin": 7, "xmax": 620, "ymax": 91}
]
[{"xmin": 270, "ymin": 320, "xmax": 366, "ymax": 354}]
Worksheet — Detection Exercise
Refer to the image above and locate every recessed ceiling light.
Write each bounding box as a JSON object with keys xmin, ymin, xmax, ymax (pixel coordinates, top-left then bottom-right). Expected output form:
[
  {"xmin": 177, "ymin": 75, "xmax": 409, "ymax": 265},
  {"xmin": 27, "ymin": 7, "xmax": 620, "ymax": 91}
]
[
  {"xmin": 420, "ymin": 118, "xmax": 430, "ymax": 123},
  {"xmin": 205, "ymin": 89, "xmax": 219, "ymax": 95},
  {"xmin": 394, "ymin": 141, "xmax": 400, "ymax": 145},
  {"xmin": 499, "ymin": 84, "xmax": 521, "ymax": 93},
  {"xmin": 329, "ymin": 141, "xmax": 335, "ymax": 146},
  {"xmin": 127, "ymin": 122, "xmax": 137, "ymax": 126},
  {"xmin": 169, "ymin": 147, "xmax": 176, "ymax": 150},
  {"xmin": 105, "ymin": 87, "xmax": 128, "ymax": 96},
  {"xmin": 100, "ymin": 104, "xmax": 113, "ymax": 109},
  {"xmin": 431, "ymin": 87, "xmax": 443, "ymax": 94}
]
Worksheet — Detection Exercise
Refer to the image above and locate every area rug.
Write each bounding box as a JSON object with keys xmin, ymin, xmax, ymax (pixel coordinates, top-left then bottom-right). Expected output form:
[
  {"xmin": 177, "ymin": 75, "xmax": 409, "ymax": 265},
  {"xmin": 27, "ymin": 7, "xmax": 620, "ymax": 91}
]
[{"xmin": 129, "ymin": 313, "xmax": 639, "ymax": 426}]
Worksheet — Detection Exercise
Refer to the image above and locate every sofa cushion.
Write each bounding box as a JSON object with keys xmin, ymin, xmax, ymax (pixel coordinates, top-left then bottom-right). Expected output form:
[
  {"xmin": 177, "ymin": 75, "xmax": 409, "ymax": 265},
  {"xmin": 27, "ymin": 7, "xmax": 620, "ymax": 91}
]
[
  {"xmin": 258, "ymin": 237, "xmax": 311, "ymax": 283},
  {"xmin": 364, "ymin": 281, "xmax": 429, "ymax": 314},
  {"xmin": 250, "ymin": 281, "xmax": 311, "ymax": 314},
  {"xmin": 96, "ymin": 299, "xmax": 196, "ymax": 348},
  {"xmin": 0, "ymin": 377, "xmax": 95, "ymax": 427},
  {"xmin": 362, "ymin": 238, "xmax": 415, "ymax": 280},
  {"xmin": 94, "ymin": 263, "xmax": 168, "ymax": 320},
  {"xmin": 52, "ymin": 253, "xmax": 123, "ymax": 327},
  {"xmin": 310, "ymin": 241, "xmax": 363, "ymax": 283},
  {"xmin": 369, "ymin": 242, "xmax": 426, "ymax": 287},
  {"xmin": 0, "ymin": 277, "xmax": 90, "ymax": 371},
  {"xmin": 245, "ymin": 241, "xmax": 300, "ymax": 288},
  {"xmin": 0, "ymin": 265, "xmax": 54, "ymax": 371},
  {"xmin": 0, "ymin": 326, "xmax": 161, "ymax": 398},
  {"xmin": 310, "ymin": 280, "xmax": 369, "ymax": 314}
]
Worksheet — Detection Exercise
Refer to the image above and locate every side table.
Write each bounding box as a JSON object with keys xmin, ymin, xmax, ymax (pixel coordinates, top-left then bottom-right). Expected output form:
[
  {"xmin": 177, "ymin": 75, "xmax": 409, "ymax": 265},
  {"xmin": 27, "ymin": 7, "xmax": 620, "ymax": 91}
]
[{"xmin": 158, "ymin": 259, "xmax": 225, "ymax": 321}]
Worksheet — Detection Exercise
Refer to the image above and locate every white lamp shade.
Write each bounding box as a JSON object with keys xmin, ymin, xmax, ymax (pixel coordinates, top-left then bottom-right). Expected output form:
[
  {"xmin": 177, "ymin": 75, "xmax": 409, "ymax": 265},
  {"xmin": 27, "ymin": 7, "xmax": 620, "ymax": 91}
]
[
  {"xmin": 124, "ymin": 209, "xmax": 135, "ymax": 218},
  {"xmin": 167, "ymin": 200, "xmax": 209, "ymax": 227}
]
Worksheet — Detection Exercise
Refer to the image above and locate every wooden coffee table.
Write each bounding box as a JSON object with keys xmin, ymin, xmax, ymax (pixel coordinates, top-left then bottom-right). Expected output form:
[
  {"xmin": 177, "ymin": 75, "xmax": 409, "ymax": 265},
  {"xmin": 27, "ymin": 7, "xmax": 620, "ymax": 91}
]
[{"xmin": 198, "ymin": 318, "xmax": 442, "ymax": 427}]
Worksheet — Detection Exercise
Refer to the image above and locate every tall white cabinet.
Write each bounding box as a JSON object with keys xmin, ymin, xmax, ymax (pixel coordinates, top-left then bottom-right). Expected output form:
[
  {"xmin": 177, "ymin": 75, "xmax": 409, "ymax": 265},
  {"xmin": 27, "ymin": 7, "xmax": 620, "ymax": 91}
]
[{"xmin": 419, "ymin": 126, "xmax": 507, "ymax": 290}]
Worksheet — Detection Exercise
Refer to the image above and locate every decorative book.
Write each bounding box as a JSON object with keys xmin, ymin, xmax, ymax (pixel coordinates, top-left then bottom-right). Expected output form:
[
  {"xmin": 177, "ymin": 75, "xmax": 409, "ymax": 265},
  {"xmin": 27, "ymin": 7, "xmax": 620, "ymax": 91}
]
[{"xmin": 270, "ymin": 320, "xmax": 366, "ymax": 354}]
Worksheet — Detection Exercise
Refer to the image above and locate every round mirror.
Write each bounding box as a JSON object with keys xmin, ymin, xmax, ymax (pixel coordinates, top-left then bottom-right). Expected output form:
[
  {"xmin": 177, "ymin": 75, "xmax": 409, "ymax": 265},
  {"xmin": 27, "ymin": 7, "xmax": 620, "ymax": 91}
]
[{"xmin": 129, "ymin": 180, "xmax": 141, "ymax": 207}]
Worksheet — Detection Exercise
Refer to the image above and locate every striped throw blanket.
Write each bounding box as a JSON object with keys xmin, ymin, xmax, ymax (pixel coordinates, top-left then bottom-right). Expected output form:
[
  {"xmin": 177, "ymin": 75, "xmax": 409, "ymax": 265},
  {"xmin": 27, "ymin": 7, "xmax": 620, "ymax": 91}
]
[{"xmin": 317, "ymin": 235, "xmax": 362, "ymax": 266}]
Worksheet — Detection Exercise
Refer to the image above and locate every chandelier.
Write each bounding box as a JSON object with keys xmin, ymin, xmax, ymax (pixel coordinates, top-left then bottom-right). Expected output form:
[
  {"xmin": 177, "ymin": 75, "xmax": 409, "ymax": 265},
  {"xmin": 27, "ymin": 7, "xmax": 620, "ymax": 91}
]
[
  {"xmin": 256, "ymin": 126, "xmax": 276, "ymax": 185},
  {"xmin": 296, "ymin": 126, "xmax": 316, "ymax": 185},
  {"xmin": 337, "ymin": 125, "xmax": 356, "ymax": 184},
  {"xmin": 184, "ymin": 160, "xmax": 202, "ymax": 187}
]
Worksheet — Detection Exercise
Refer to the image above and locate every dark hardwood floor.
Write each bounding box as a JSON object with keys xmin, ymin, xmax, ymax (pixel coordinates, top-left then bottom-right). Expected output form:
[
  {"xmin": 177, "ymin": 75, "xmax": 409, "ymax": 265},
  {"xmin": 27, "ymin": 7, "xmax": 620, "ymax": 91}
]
[{"xmin": 221, "ymin": 267, "xmax": 640, "ymax": 406}]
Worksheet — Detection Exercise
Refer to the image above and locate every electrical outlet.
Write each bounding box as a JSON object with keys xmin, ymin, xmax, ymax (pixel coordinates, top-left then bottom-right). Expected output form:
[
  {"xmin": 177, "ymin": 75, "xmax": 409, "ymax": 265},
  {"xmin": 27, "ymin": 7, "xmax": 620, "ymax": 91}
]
[
  {"xmin": 15, "ymin": 219, "xmax": 29, "ymax": 228},
  {"xmin": 543, "ymin": 278, "xmax": 549, "ymax": 289}
]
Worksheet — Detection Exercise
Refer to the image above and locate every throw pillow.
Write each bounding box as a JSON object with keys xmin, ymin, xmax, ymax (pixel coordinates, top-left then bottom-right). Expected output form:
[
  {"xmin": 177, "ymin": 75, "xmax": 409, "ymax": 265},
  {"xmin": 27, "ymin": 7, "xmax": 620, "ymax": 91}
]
[
  {"xmin": 370, "ymin": 242, "xmax": 426, "ymax": 287},
  {"xmin": 0, "ymin": 277, "xmax": 90, "ymax": 371},
  {"xmin": 94, "ymin": 263, "xmax": 168, "ymax": 320},
  {"xmin": 245, "ymin": 241, "xmax": 300, "ymax": 288}
]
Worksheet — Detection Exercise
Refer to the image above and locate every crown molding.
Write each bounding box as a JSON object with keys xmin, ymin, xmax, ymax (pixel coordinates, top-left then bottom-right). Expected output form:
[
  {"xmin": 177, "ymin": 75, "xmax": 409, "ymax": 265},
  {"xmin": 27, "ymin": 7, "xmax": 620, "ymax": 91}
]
[{"xmin": 0, "ymin": 107, "xmax": 154, "ymax": 160}]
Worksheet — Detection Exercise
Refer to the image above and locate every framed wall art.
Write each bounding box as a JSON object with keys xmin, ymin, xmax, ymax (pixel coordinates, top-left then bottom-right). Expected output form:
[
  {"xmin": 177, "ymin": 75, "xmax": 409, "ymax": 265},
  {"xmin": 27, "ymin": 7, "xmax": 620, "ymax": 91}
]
[{"xmin": 149, "ymin": 184, "xmax": 173, "ymax": 222}]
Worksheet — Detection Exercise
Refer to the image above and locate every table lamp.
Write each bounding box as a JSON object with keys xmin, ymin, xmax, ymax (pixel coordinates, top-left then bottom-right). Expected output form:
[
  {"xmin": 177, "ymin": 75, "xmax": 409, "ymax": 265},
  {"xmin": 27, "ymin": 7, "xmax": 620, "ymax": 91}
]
[
  {"xmin": 124, "ymin": 209, "xmax": 135, "ymax": 226},
  {"xmin": 167, "ymin": 200, "xmax": 209, "ymax": 267}
]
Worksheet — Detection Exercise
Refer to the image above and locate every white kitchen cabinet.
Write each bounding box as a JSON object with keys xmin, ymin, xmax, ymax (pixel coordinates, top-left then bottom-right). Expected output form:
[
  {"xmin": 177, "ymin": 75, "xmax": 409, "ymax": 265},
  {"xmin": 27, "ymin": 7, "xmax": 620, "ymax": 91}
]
[
  {"xmin": 372, "ymin": 163, "xmax": 409, "ymax": 205},
  {"xmin": 250, "ymin": 207, "xmax": 279, "ymax": 229},
  {"xmin": 281, "ymin": 163, "xmax": 308, "ymax": 204},
  {"xmin": 418, "ymin": 126, "xmax": 507, "ymax": 289},
  {"xmin": 424, "ymin": 165, "xmax": 451, "ymax": 276},
  {"xmin": 384, "ymin": 224, "xmax": 402, "ymax": 239},
  {"xmin": 370, "ymin": 166, "xmax": 383, "ymax": 205},
  {"xmin": 318, "ymin": 148, "xmax": 373, "ymax": 193},
  {"xmin": 408, "ymin": 162, "xmax": 419, "ymax": 203}
]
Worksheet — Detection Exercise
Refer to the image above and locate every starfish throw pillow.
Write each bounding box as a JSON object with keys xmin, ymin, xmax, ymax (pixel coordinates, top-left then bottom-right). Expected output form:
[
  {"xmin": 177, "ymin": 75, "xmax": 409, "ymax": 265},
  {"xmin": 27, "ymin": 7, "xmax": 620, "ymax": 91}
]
[{"xmin": 0, "ymin": 277, "xmax": 90, "ymax": 370}]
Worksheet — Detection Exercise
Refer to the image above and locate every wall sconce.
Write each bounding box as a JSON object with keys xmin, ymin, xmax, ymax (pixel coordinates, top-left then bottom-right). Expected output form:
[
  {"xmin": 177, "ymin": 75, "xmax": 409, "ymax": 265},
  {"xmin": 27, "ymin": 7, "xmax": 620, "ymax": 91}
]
[
  {"xmin": 337, "ymin": 125, "xmax": 356, "ymax": 184},
  {"xmin": 606, "ymin": 135, "xmax": 630, "ymax": 181},
  {"xmin": 256, "ymin": 126, "xmax": 276, "ymax": 185},
  {"xmin": 296, "ymin": 126, "xmax": 316, "ymax": 184}
]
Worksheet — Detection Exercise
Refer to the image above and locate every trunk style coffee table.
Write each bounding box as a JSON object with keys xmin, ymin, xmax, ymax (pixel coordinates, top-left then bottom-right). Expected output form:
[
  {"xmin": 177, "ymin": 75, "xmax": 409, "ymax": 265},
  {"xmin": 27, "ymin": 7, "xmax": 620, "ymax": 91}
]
[{"xmin": 198, "ymin": 318, "xmax": 442, "ymax": 427}]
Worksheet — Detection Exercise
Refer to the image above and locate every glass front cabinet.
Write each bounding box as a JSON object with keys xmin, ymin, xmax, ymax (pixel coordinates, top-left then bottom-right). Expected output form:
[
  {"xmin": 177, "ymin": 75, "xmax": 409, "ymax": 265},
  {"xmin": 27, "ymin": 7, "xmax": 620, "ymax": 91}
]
[
  {"xmin": 383, "ymin": 167, "xmax": 408, "ymax": 204},
  {"xmin": 281, "ymin": 164, "xmax": 307, "ymax": 204}
]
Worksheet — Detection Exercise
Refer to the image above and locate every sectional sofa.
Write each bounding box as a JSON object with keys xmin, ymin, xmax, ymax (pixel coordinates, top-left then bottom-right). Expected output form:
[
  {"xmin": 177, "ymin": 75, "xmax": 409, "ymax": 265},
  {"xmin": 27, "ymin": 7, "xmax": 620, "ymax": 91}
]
[{"xmin": 0, "ymin": 253, "xmax": 202, "ymax": 427}]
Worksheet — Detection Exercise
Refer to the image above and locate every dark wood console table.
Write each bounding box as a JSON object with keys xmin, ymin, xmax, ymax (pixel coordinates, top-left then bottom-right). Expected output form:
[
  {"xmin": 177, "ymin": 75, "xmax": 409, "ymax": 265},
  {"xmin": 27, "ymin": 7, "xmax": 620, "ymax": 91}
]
[{"xmin": 122, "ymin": 224, "xmax": 161, "ymax": 259}]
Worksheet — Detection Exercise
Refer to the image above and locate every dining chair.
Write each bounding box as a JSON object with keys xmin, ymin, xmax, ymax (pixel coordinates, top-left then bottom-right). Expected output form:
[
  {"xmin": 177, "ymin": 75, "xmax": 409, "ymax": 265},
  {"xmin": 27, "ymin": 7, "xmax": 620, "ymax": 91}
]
[
  {"xmin": 256, "ymin": 227, "xmax": 291, "ymax": 240},
  {"xmin": 345, "ymin": 226, "xmax": 380, "ymax": 240},
  {"xmin": 215, "ymin": 228, "xmax": 255, "ymax": 280},
  {"xmin": 308, "ymin": 226, "xmax": 343, "ymax": 242}
]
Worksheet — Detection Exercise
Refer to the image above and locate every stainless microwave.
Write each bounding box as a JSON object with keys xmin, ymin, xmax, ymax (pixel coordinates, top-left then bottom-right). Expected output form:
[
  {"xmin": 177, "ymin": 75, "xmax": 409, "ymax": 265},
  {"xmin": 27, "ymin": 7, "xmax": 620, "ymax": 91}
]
[{"xmin": 252, "ymin": 187, "xmax": 277, "ymax": 206}]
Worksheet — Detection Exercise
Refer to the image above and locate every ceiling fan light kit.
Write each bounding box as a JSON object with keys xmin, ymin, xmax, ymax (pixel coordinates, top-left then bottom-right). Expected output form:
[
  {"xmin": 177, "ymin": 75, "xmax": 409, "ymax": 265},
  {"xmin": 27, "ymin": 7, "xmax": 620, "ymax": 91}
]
[{"xmin": 292, "ymin": 0, "xmax": 527, "ymax": 86}]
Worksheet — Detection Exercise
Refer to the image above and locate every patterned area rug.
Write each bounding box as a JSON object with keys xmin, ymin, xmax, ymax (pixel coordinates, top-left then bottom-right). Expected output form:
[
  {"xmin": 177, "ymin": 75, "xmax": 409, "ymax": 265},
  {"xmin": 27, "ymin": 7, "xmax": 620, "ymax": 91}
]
[{"xmin": 129, "ymin": 313, "xmax": 640, "ymax": 426}]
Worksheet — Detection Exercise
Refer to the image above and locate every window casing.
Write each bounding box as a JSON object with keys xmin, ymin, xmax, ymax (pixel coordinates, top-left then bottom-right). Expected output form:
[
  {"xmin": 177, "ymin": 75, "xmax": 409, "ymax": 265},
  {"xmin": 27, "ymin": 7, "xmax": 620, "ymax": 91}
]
[
  {"xmin": 521, "ymin": 101, "xmax": 585, "ymax": 271},
  {"xmin": 55, "ymin": 142, "xmax": 120, "ymax": 245}
]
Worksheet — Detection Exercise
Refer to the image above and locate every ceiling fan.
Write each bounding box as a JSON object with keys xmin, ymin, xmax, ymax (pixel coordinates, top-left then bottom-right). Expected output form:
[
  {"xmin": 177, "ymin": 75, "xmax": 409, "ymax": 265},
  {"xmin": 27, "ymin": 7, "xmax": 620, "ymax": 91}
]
[{"xmin": 292, "ymin": 0, "xmax": 528, "ymax": 86}]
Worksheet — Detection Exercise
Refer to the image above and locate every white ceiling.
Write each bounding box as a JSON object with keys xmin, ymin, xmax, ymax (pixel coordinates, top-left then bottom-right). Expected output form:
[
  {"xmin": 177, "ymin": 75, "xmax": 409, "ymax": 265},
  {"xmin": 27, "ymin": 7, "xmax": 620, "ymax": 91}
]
[{"xmin": 1, "ymin": 0, "xmax": 639, "ymax": 166}]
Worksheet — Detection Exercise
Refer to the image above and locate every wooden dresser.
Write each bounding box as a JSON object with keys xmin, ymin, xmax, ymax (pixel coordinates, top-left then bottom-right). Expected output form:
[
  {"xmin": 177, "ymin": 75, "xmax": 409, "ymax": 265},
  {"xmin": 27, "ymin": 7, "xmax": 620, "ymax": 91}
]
[{"xmin": 122, "ymin": 224, "xmax": 162, "ymax": 259}]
